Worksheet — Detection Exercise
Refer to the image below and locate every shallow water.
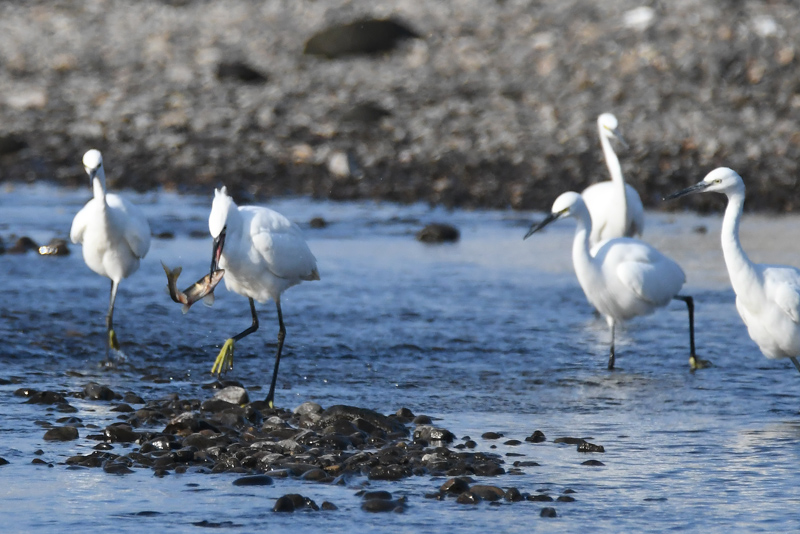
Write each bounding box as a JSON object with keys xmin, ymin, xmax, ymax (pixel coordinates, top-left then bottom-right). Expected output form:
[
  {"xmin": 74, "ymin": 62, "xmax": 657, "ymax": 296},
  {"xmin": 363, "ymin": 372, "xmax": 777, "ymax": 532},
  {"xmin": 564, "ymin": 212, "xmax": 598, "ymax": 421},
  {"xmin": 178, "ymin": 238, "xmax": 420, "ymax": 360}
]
[{"xmin": 2, "ymin": 184, "xmax": 800, "ymax": 532}]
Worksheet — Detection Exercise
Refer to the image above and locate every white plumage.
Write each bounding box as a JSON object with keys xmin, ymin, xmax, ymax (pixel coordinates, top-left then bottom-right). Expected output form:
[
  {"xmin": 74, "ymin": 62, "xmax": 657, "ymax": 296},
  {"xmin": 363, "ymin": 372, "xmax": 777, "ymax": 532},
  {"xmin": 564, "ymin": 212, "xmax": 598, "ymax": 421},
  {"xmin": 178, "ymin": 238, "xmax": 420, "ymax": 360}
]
[
  {"xmin": 525, "ymin": 191, "xmax": 701, "ymax": 370},
  {"xmin": 70, "ymin": 149, "xmax": 151, "ymax": 359},
  {"xmin": 666, "ymin": 167, "xmax": 800, "ymax": 372},
  {"xmin": 208, "ymin": 186, "xmax": 319, "ymax": 407},
  {"xmin": 581, "ymin": 113, "xmax": 645, "ymax": 247}
]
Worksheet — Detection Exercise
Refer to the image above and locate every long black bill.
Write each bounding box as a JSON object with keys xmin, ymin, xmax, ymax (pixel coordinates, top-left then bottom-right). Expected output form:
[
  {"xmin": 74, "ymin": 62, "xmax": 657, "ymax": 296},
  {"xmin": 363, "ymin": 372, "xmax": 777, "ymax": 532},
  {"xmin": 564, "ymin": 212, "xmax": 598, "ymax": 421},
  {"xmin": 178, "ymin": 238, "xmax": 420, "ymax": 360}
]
[
  {"xmin": 663, "ymin": 181, "xmax": 710, "ymax": 201},
  {"xmin": 523, "ymin": 212, "xmax": 561, "ymax": 240},
  {"xmin": 210, "ymin": 230, "xmax": 225, "ymax": 276}
]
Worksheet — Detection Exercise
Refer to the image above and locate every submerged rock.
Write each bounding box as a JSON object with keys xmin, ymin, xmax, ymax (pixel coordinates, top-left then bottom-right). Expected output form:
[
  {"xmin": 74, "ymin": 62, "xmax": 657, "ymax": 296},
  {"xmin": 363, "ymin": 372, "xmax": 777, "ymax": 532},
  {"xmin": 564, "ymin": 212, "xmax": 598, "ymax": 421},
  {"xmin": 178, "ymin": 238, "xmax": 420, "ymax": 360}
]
[
  {"xmin": 416, "ymin": 223, "xmax": 460, "ymax": 243},
  {"xmin": 43, "ymin": 426, "xmax": 78, "ymax": 441}
]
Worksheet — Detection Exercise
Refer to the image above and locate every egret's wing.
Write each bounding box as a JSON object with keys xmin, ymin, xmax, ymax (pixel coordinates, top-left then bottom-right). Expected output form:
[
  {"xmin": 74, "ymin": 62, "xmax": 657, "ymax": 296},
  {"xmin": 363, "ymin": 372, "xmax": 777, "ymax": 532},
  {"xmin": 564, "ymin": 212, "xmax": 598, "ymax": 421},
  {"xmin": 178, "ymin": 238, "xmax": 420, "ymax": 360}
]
[
  {"xmin": 69, "ymin": 202, "xmax": 91, "ymax": 244},
  {"xmin": 107, "ymin": 194, "xmax": 151, "ymax": 259},
  {"xmin": 614, "ymin": 244, "xmax": 685, "ymax": 305},
  {"xmin": 764, "ymin": 267, "xmax": 800, "ymax": 324}
]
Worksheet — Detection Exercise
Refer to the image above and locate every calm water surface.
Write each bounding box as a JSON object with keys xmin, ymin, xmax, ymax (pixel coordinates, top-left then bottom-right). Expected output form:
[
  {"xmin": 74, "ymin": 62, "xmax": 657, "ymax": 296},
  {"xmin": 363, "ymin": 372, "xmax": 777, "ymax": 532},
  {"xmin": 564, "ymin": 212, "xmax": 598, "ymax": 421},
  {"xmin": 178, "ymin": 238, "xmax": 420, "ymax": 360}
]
[{"xmin": 1, "ymin": 184, "xmax": 800, "ymax": 532}]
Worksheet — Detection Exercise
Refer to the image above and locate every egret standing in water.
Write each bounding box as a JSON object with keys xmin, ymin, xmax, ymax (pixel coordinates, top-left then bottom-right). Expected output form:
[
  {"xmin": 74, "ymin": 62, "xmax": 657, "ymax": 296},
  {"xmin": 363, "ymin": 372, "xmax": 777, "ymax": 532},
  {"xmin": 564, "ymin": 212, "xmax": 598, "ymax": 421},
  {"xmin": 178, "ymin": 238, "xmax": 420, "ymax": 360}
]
[
  {"xmin": 524, "ymin": 192, "xmax": 705, "ymax": 370},
  {"xmin": 581, "ymin": 113, "xmax": 645, "ymax": 246},
  {"xmin": 666, "ymin": 167, "xmax": 800, "ymax": 373},
  {"xmin": 70, "ymin": 149, "xmax": 151, "ymax": 361},
  {"xmin": 208, "ymin": 186, "xmax": 319, "ymax": 408}
]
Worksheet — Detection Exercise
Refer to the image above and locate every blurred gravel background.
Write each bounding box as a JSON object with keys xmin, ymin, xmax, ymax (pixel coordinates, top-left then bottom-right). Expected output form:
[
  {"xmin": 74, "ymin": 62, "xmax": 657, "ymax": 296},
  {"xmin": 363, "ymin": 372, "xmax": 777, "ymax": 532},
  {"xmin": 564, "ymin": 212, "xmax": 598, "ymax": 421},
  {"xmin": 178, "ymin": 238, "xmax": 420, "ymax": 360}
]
[{"xmin": 0, "ymin": 0, "xmax": 799, "ymax": 212}]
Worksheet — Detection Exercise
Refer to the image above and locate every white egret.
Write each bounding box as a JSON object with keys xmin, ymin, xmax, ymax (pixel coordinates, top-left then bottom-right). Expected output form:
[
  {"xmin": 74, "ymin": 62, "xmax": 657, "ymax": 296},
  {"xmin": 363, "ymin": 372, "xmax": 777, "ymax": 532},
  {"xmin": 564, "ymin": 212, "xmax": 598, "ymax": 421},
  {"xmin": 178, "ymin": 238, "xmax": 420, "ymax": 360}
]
[
  {"xmin": 208, "ymin": 186, "xmax": 320, "ymax": 407},
  {"xmin": 524, "ymin": 191, "xmax": 705, "ymax": 370},
  {"xmin": 666, "ymin": 167, "xmax": 800, "ymax": 373},
  {"xmin": 70, "ymin": 149, "xmax": 151, "ymax": 360},
  {"xmin": 581, "ymin": 113, "xmax": 645, "ymax": 247}
]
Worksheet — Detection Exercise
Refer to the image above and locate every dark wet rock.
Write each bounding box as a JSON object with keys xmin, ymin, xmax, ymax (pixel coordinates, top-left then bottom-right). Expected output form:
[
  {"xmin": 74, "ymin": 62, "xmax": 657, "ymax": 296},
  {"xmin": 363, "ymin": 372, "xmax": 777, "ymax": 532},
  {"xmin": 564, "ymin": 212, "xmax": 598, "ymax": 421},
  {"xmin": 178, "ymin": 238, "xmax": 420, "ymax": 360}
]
[
  {"xmin": 31, "ymin": 458, "xmax": 49, "ymax": 465},
  {"xmin": 192, "ymin": 520, "xmax": 241, "ymax": 528},
  {"xmin": 94, "ymin": 443, "xmax": 113, "ymax": 451},
  {"xmin": 216, "ymin": 61, "xmax": 267, "ymax": 84},
  {"xmin": 456, "ymin": 491, "xmax": 481, "ymax": 505},
  {"xmin": 540, "ymin": 507, "xmax": 558, "ymax": 518},
  {"xmin": 525, "ymin": 430, "xmax": 546, "ymax": 443},
  {"xmin": 111, "ymin": 403, "xmax": 134, "ymax": 413},
  {"xmin": 37, "ymin": 238, "xmax": 70, "ymax": 256},
  {"xmin": 504, "ymin": 439, "xmax": 522, "ymax": 446},
  {"xmin": 308, "ymin": 217, "xmax": 327, "ymax": 229},
  {"xmin": 361, "ymin": 498, "xmax": 404, "ymax": 513},
  {"xmin": 273, "ymin": 494, "xmax": 315, "ymax": 513},
  {"xmin": 317, "ymin": 405, "xmax": 408, "ymax": 436},
  {"xmin": 200, "ymin": 398, "xmax": 238, "ymax": 413},
  {"xmin": 440, "ymin": 477, "xmax": 471, "ymax": 494},
  {"xmin": 563, "ymin": 488, "xmax": 577, "ymax": 494},
  {"xmin": 528, "ymin": 494, "xmax": 554, "ymax": 502},
  {"xmin": 213, "ymin": 386, "xmax": 248, "ymax": 405},
  {"xmin": 512, "ymin": 460, "xmax": 540, "ymax": 467},
  {"xmin": 321, "ymin": 501, "xmax": 337, "ymax": 511},
  {"xmin": 481, "ymin": 431, "xmax": 503, "ymax": 440},
  {"xmin": 557, "ymin": 495, "xmax": 576, "ymax": 502},
  {"xmin": 470, "ymin": 485, "xmax": 504, "ymax": 501},
  {"xmin": 56, "ymin": 403, "xmax": 78, "ymax": 413},
  {"xmin": 232, "ymin": 475, "xmax": 273, "ymax": 486},
  {"xmin": 368, "ymin": 464, "xmax": 411, "ymax": 481},
  {"xmin": 554, "ymin": 437, "xmax": 586, "ymax": 445},
  {"xmin": 582, "ymin": 459, "xmax": 605, "ymax": 466},
  {"xmin": 416, "ymin": 223, "xmax": 460, "ymax": 244},
  {"xmin": 304, "ymin": 18, "xmax": 419, "ymax": 59},
  {"xmin": 412, "ymin": 414, "xmax": 432, "ymax": 425},
  {"xmin": 0, "ymin": 458, "xmax": 9, "ymax": 466},
  {"xmin": 84, "ymin": 383, "xmax": 118, "ymax": 401},
  {"xmin": 413, "ymin": 425, "xmax": 454, "ymax": 445},
  {"xmin": 104, "ymin": 461, "xmax": 134, "ymax": 475},
  {"xmin": 577, "ymin": 441, "xmax": 605, "ymax": 453},
  {"xmin": 7, "ymin": 236, "xmax": 38, "ymax": 254},
  {"xmin": 294, "ymin": 401, "xmax": 323, "ymax": 416},
  {"xmin": 104, "ymin": 424, "xmax": 139, "ymax": 443},
  {"xmin": 300, "ymin": 468, "xmax": 329, "ymax": 482},
  {"xmin": 504, "ymin": 487, "xmax": 524, "ymax": 502},
  {"xmin": 43, "ymin": 426, "xmax": 78, "ymax": 441},
  {"xmin": 24, "ymin": 390, "xmax": 65, "ymax": 404},
  {"xmin": 464, "ymin": 440, "xmax": 477, "ymax": 449},
  {"xmin": 56, "ymin": 416, "xmax": 82, "ymax": 425},
  {"xmin": 363, "ymin": 490, "xmax": 393, "ymax": 501},
  {"xmin": 472, "ymin": 462, "xmax": 505, "ymax": 476},
  {"xmin": 13, "ymin": 387, "xmax": 37, "ymax": 397}
]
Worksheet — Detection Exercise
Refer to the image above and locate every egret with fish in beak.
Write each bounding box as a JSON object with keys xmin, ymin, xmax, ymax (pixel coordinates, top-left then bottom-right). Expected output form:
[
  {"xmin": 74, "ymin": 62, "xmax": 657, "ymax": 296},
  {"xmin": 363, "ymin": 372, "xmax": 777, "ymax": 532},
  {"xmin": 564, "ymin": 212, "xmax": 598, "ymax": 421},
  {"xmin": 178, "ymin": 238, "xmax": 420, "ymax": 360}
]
[
  {"xmin": 70, "ymin": 149, "xmax": 151, "ymax": 362},
  {"xmin": 207, "ymin": 186, "xmax": 320, "ymax": 408}
]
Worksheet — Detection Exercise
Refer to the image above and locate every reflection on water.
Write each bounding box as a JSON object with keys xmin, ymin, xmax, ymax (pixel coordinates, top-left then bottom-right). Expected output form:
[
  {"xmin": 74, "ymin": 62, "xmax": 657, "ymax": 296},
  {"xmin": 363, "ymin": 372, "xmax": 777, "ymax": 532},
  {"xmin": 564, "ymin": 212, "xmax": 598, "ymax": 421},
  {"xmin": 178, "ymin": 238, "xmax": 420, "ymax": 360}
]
[{"xmin": 1, "ymin": 184, "xmax": 800, "ymax": 532}]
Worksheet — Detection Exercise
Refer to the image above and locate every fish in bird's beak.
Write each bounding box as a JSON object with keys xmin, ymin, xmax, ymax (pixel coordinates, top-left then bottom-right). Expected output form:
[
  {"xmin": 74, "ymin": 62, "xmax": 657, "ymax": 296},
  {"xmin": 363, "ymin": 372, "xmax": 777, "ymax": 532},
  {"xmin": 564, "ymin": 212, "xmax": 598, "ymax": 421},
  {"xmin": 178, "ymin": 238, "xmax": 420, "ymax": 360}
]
[
  {"xmin": 523, "ymin": 211, "xmax": 563, "ymax": 240},
  {"xmin": 162, "ymin": 262, "xmax": 225, "ymax": 314},
  {"xmin": 664, "ymin": 181, "xmax": 711, "ymax": 201},
  {"xmin": 210, "ymin": 229, "xmax": 226, "ymax": 276}
]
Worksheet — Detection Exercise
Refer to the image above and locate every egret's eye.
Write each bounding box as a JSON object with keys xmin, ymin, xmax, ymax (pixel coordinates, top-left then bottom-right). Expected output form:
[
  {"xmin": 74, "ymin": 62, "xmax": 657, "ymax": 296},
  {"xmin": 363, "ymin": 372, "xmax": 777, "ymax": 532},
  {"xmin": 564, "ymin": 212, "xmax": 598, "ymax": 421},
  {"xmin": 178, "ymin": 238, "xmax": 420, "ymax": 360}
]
[{"xmin": 714, "ymin": 179, "xmax": 722, "ymax": 184}]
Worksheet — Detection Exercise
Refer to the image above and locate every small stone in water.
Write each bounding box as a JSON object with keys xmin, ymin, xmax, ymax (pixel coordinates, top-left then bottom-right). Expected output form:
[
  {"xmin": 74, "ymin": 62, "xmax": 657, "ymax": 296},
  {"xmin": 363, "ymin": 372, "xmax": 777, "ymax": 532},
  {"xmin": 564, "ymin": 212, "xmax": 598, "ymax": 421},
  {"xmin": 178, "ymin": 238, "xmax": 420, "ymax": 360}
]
[
  {"xmin": 540, "ymin": 507, "xmax": 558, "ymax": 518},
  {"xmin": 232, "ymin": 475, "xmax": 273, "ymax": 486},
  {"xmin": 582, "ymin": 459, "xmax": 605, "ymax": 466},
  {"xmin": 577, "ymin": 441, "xmax": 605, "ymax": 453},
  {"xmin": 456, "ymin": 491, "xmax": 481, "ymax": 505},
  {"xmin": 440, "ymin": 477, "xmax": 470, "ymax": 494},
  {"xmin": 321, "ymin": 501, "xmax": 338, "ymax": 511},
  {"xmin": 481, "ymin": 431, "xmax": 503, "ymax": 440},
  {"xmin": 525, "ymin": 430, "xmax": 546, "ymax": 443},
  {"xmin": 43, "ymin": 426, "xmax": 78, "ymax": 441}
]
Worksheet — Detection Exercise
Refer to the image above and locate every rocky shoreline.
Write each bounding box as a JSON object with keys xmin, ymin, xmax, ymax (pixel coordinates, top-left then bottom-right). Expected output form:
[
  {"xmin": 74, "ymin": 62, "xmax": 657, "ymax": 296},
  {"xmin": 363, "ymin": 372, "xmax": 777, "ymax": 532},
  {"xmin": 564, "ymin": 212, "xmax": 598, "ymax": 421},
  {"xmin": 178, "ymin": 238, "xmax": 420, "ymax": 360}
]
[
  {"xmin": 1, "ymin": 1, "xmax": 799, "ymax": 212},
  {"xmin": 10, "ymin": 378, "xmax": 604, "ymax": 516}
]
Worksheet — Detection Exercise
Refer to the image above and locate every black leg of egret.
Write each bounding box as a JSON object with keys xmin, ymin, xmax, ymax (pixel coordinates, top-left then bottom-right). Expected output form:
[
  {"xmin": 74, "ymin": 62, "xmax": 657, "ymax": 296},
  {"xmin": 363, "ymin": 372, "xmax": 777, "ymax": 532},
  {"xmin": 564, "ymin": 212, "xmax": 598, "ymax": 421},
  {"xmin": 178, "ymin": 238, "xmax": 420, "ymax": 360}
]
[
  {"xmin": 265, "ymin": 300, "xmax": 286, "ymax": 409},
  {"xmin": 608, "ymin": 321, "xmax": 616, "ymax": 370},
  {"xmin": 233, "ymin": 298, "xmax": 260, "ymax": 342},
  {"xmin": 105, "ymin": 280, "xmax": 120, "ymax": 361},
  {"xmin": 674, "ymin": 295, "xmax": 708, "ymax": 370},
  {"xmin": 790, "ymin": 357, "xmax": 800, "ymax": 374}
]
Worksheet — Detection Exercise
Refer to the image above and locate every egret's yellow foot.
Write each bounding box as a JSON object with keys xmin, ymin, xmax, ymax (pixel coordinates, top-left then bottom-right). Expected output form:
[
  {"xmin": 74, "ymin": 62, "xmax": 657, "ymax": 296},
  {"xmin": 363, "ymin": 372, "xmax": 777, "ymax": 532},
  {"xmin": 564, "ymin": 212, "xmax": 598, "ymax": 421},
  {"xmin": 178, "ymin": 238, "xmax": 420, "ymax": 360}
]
[
  {"xmin": 211, "ymin": 338, "xmax": 235, "ymax": 376},
  {"xmin": 690, "ymin": 355, "xmax": 711, "ymax": 371},
  {"xmin": 108, "ymin": 329, "xmax": 120, "ymax": 351}
]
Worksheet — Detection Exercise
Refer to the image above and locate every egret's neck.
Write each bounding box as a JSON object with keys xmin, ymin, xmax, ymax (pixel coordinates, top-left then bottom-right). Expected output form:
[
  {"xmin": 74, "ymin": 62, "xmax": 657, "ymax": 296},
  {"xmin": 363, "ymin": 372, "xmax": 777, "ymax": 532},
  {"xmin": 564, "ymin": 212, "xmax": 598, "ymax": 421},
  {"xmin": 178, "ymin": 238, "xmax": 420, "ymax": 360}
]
[
  {"xmin": 599, "ymin": 130, "xmax": 628, "ymax": 232},
  {"xmin": 720, "ymin": 189, "xmax": 758, "ymax": 296},
  {"xmin": 571, "ymin": 206, "xmax": 596, "ymax": 277},
  {"xmin": 92, "ymin": 171, "xmax": 107, "ymax": 204}
]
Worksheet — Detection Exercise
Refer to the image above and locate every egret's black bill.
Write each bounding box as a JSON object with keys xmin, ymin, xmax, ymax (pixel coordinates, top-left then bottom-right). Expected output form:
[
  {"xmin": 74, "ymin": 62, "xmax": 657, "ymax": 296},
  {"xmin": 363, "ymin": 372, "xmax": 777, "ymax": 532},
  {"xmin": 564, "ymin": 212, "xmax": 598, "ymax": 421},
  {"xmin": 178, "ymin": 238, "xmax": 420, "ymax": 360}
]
[
  {"xmin": 664, "ymin": 181, "xmax": 709, "ymax": 201},
  {"xmin": 523, "ymin": 212, "xmax": 560, "ymax": 240},
  {"xmin": 210, "ymin": 230, "xmax": 225, "ymax": 275}
]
